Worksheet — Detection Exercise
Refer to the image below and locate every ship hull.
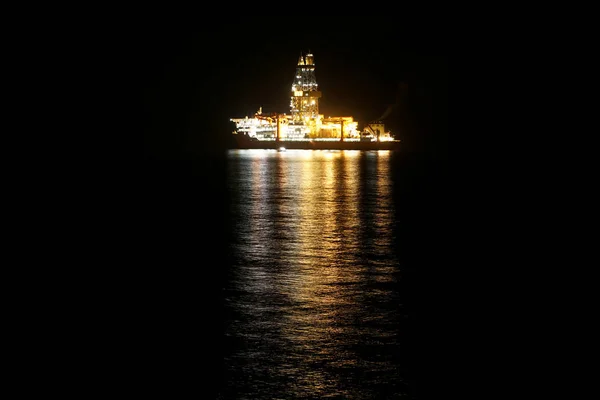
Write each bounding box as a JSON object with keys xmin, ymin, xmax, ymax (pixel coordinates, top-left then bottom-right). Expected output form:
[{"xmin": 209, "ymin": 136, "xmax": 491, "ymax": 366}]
[{"xmin": 231, "ymin": 135, "xmax": 400, "ymax": 151}]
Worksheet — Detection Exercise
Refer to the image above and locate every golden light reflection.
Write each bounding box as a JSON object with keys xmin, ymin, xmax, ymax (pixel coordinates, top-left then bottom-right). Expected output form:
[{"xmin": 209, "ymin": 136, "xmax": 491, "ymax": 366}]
[
  {"xmin": 374, "ymin": 151, "xmax": 393, "ymax": 251},
  {"xmin": 274, "ymin": 151, "xmax": 367, "ymax": 389},
  {"xmin": 229, "ymin": 150, "xmax": 398, "ymax": 395}
]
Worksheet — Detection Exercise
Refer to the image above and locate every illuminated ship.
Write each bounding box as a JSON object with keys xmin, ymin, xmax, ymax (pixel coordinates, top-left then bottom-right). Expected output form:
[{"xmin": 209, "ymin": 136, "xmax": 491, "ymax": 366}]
[{"xmin": 230, "ymin": 51, "xmax": 400, "ymax": 150}]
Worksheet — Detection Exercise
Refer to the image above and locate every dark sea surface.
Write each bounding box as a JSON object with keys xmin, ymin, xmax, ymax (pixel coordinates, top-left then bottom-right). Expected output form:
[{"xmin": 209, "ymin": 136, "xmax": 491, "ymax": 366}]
[
  {"xmin": 139, "ymin": 148, "xmax": 447, "ymax": 400},
  {"xmin": 220, "ymin": 149, "xmax": 413, "ymax": 399}
]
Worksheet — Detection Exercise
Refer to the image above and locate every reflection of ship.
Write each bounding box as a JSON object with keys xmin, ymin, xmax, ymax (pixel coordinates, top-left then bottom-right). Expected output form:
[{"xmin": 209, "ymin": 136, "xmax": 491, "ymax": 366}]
[{"xmin": 229, "ymin": 51, "xmax": 401, "ymax": 150}]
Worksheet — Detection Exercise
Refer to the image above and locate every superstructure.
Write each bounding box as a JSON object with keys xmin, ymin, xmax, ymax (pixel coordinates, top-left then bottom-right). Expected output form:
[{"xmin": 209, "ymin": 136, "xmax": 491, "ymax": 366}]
[{"xmin": 230, "ymin": 51, "xmax": 399, "ymax": 150}]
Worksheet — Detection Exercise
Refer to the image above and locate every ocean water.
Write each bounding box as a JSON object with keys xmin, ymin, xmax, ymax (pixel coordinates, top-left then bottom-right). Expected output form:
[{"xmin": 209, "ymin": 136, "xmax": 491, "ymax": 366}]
[{"xmin": 220, "ymin": 149, "xmax": 414, "ymax": 399}]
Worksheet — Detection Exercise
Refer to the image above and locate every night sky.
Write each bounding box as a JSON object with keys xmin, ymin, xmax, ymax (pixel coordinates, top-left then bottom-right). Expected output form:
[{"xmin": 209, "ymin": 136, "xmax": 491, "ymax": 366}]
[{"xmin": 140, "ymin": 20, "xmax": 447, "ymax": 398}]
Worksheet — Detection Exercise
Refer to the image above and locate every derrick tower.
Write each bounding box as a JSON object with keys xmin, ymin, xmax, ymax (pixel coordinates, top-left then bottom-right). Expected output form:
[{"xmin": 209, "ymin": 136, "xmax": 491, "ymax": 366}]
[{"xmin": 290, "ymin": 51, "xmax": 322, "ymax": 123}]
